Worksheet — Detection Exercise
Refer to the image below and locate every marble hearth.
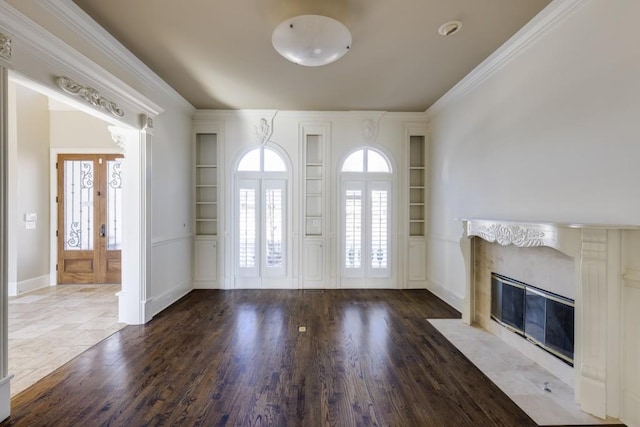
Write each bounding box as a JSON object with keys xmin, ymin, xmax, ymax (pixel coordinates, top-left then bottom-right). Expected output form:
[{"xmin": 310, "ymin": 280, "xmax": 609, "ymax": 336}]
[{"xmin": 459, "ymin": 219, "xmax": 638, "ymax": 421}]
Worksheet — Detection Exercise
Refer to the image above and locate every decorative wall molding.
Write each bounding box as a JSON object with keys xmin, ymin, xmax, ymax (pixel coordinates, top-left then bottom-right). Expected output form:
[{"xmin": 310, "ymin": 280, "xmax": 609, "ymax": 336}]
[
  {"xmin": 140, "ymin": 114, "xmax": 154, "ymax": 134},
  {"xmin": 427, "ymin": 0, "xmax": 587, "ymax": 116},
  {"xmin": 108, "ymin": 126, "xmax": 128, "ymax": 154},
  {"xmin": 254, "ymin": 111, "xmax": 277, "ymax": 145},
  {"xmin": 0, "ymin": 2, "xmax": 164, "ymax": 118},
  {"xmin": 152, "ymin": 233, "xmax": 192, "ymax": 247},
  {"xmin": 361, "ymin": 118, "xmax": 378, "ymax": 143},
  {"xmin": 56, "ymin": 76, "xmax": 124, "ymax": 117},
  {"xmin": 0, "ymin": 31, "xmax": 11, "ymax": 61},
  {"xmin": 40, "ymin": 0, "xmax": 193, "ymax": 112}
]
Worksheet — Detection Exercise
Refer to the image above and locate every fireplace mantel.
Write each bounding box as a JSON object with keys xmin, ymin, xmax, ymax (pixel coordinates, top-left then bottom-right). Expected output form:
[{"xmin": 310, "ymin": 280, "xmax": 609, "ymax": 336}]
[{"xmin": 459, "ymin": 218, "xmax": 639, "ymax": 420}]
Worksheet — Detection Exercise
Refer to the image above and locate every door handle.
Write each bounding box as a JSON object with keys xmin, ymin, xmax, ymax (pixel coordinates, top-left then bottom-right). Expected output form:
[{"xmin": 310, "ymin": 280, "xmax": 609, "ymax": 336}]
[{"xmin": 100, "ymin": 224, "xmax": 106, "ymax": 238}]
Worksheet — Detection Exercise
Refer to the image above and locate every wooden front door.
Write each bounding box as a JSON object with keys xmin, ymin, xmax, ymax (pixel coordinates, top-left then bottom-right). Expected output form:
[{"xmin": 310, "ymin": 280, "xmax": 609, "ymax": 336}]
[{"xmin": 57, "ymin": 154, "xmax": 123, "ymax": 284}]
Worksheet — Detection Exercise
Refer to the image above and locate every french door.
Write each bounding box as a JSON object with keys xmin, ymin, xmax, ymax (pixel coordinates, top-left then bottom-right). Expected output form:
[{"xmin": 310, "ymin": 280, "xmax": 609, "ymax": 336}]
[
  {"xmin": 57, "ymin": 154, "xmax": 123, "ymax": 284},
  {"xmin": 236, "ymin": 178, "xmax": 286, "ymax": 286},
  {"xmin": 342, "ymin": 180, "xmax": 391, "ymax": 280}
]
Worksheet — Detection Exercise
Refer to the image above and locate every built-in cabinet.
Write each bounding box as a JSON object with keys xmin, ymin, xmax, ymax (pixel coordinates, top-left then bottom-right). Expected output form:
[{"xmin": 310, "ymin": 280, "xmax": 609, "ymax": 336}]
[
  {"xmin": 193, "ymin": 131, "xmax": 221, "ymax": 287},
  {"xmin": 406, "ymin": 126, "xmax": 427, "ymax": 285},
  {"xmin": 301, "ymin": 123, "xmax": 330, "ymax": 288}
]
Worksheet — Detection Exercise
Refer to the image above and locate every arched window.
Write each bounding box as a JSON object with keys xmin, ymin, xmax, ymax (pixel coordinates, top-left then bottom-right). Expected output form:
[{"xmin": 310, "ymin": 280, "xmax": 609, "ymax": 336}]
[
  {"xmin": 235, "ymin": 147, "xmax": 288, "ymax": 285},
  {"xmin": 340, "ymin": 147, "xmax": 392, "ymax": 280}
]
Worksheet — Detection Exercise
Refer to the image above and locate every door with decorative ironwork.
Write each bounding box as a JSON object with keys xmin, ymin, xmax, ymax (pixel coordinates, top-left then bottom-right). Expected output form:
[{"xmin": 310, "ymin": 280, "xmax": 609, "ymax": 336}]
[{"xmin": 57, "ymin": 154, "xmax": 123, "ymax": 284}]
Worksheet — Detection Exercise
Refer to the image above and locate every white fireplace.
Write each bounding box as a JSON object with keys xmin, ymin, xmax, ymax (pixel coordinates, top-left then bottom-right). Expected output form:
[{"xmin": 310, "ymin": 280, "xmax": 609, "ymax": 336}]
[{"xmin": 459, "ymin": 219, "xmax": 639, "ymax": 420}]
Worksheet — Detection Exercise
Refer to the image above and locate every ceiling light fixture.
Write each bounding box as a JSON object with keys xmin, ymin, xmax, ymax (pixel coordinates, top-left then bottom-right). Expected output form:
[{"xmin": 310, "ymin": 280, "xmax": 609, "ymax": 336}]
[
  {"xmin": 272, "ymin": 15, "xmax": 352, "ymax": 67},
  {"xmin": 438, "ymin": 20, "xmax": 463, "ymax": 36}
]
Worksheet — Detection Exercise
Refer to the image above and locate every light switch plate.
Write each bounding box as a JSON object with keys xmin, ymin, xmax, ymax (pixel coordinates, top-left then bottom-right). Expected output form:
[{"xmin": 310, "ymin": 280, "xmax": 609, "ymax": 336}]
[
  {"xmin": 24, "ymin": 213, "xmax": 37, "ymax": 221},
  {"xmin": 25, "ymin": 221, "xmax": 36, "ymax": 230}
]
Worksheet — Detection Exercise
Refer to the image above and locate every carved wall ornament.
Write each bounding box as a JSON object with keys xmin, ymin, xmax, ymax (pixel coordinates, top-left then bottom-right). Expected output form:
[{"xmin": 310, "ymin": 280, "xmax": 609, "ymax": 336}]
[
  {"xmin": 0, "ymin": 31, "xmax": 12, "ymax": 61},
  {"xmin": 255, "ymin": 111, "xmax": 278, "ymax": 145},
  {"xmin": 140, "ymin": 114, "xmax": 154, "ymax": 134},
  {"xmin": 476, "ymin": 223, "xmax": 546, "ymax": 247},
  {"xmin": 108, "ymin": 126, "xmax": 128, "ymax": 155},
  {"xmin": 56, "ymin": 76, "xmax": 124, "ymax": 117},
  {"xmin": 361, "ymin": 118, "xmax": 378, "ymax": 143}
]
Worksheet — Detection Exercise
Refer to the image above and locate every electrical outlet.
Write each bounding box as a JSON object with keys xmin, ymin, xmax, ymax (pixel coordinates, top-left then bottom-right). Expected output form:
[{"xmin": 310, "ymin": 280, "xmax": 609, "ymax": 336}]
[{"xmin": 298, "ymin": 326, "xmax": 307, "ymax": 332}]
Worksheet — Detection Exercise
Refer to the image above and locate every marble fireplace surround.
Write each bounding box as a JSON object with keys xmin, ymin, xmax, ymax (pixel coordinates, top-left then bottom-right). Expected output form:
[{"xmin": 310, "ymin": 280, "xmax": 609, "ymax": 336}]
[{"xmin": 459, "ymin": 219, "xmax": 637, "ymax": 419}]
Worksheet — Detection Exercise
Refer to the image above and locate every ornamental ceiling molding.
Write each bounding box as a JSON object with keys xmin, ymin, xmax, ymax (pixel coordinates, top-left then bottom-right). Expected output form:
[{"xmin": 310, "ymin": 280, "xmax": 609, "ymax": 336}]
[
  {"xmin": 427, "ymin": 0, "xmax": 586, "ymax": 118},
  {"xmin": 56, "ymin": 76, "xmax": 124, "ymax": 117},
  {"xmin": 0, "ymin": 31, "xmax": 12, "ymax": 61}
]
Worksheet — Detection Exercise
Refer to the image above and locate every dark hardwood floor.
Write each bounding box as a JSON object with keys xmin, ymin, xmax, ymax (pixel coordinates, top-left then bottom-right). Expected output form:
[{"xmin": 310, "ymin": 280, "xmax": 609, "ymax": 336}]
[{"xmin": 3, "ymin": 289, "xmax": 537, "ymax": 426}]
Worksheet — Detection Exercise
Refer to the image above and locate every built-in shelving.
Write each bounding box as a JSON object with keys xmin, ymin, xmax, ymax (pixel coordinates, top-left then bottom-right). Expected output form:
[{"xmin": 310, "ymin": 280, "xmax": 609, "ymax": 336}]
[
  {"xmin": 409, "ymin": 135, "xmax": 425, "ymax": 237},
  {"xmin": 305, "ymin": 134, "xmax": 323, "ymax": 236},
  {"xmin": 195, "ymin": 133, "xmax": 217, "ymax": 236}
]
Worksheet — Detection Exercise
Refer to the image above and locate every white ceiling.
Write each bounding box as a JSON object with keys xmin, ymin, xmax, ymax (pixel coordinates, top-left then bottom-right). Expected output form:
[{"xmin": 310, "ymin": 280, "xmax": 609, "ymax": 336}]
[{"xmin": 70, "ymin": 0, "xmax": 552, "ymax": 112}]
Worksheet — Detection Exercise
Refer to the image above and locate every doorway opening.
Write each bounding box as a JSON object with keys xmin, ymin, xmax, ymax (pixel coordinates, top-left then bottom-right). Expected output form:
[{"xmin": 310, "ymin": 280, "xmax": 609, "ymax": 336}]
[
  {"xmin": 339, "ymin": 147, "xmax": 395, "ymax": 288},
  {"xmin": 233, "ymin": 146, "xmax": 291, "ymax": 288}
]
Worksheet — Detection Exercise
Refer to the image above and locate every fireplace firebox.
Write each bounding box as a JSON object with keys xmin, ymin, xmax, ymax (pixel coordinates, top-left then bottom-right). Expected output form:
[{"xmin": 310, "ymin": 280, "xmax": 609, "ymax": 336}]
[{"xmin": 491, "ymin": 273, "xmax": 574, "ymax": 365}]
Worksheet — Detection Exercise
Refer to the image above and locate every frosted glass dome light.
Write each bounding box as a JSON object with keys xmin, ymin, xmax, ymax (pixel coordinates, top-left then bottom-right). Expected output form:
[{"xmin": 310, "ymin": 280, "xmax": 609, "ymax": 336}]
[{"xmin": 272, "ymin": 15, "xmax": 352, "ymax": 67}]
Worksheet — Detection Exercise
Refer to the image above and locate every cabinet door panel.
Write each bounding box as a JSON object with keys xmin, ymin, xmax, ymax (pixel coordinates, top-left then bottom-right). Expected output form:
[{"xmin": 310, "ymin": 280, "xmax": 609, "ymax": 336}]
[
  {"xmin": 408, "ymin": 239, "xmax": 426, "ymax": 281},
  {"xmin": 195, "ymin": 239, "xmax": 217, "ymax": 281},
  {"xmin": 304, "ymin": 240, "xmax": 323, "ymax": 282}
]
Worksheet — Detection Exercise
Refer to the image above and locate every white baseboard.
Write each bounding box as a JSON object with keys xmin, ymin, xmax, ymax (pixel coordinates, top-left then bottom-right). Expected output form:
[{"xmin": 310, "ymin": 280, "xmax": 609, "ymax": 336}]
[
  {"xmin": 192, "ymin": 280, "xmax": 220, "ymax": 290},
  {"xmin": 8, "ymin": 274, "xmax": 51, "ymax": 296},
  {"xmin": 406, "ymin": 280, "xmax": 428, "ymax": 289},
  {"xmin": 0, "ymin": 375, "xmax": 12, "ymax": 422},
  {"xmin": 426, "ymin": 279, "xmax": 463, "ymax": 312},
  {"xmin": 149, "ymin": 281, "xmax": 192, "ymax": 317}
]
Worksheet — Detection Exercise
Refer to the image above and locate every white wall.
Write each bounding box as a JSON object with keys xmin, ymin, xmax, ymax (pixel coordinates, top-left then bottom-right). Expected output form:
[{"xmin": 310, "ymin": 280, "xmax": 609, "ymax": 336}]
[
  {"xmin": 13, "ymin": 84, "xmax": 50, "ymax": 289},
  {"xmin": 426, "ymin": 0, "xmax": 640, "ymax": 307},
  {"xmin": 149, "ymin": 102, "xmax": 193, "ymax": 310},
  {"xmin": 426, "ymin": 1, "xmax": 640, "ymax": 425},
  {"xmin": 49, "ymin": 109, "xmax": 116, "ymax": 149}
]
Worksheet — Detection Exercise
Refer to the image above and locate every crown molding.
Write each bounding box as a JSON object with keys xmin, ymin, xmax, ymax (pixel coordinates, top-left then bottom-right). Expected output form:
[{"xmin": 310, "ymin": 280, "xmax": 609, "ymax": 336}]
[
  {"xmin": 40, "ymin": 0, "xmax": 193, "ymax": 112},
  {"xmin": 427, "ymin": 0, "xmax": 587, "ymax": 117},
  {"xmin": 0, "ymin": 1, "xmax": 164, "ymax": 119}
]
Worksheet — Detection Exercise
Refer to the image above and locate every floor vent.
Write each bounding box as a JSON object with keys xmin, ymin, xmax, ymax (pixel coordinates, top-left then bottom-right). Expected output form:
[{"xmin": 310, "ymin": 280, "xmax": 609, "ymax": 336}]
[{"xmin": 303, "ymin": 289, "xmax": 325, "ymax": 294}]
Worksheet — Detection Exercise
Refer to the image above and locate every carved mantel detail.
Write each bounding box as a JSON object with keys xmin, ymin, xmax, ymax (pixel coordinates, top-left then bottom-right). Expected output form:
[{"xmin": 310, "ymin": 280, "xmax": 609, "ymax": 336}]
[
  {"xmin": 465, "ymin": 219, "xmax": 561, "ymax": 253},
  {"xmin": 56, "ymin": 76, "xmax": 124, "ymax": 117},
  {"xmin": 0, "ymin": 31, "xmax": 12, "ymax": 61},
  {"xmin": 476, "ymin": 223, "xmax": 546, "ymax": 247}
]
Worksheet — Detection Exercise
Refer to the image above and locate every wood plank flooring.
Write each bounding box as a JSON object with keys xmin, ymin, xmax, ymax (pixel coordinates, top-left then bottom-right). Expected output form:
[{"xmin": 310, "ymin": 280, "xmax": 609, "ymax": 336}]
[{"xmin": 3, "ymin": 290, "xmax": 537, "ymax": 426}]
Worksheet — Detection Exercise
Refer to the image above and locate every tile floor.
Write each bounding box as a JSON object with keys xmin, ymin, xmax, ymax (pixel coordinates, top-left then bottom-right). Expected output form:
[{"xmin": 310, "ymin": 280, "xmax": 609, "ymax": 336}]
[
  {"xmin": 8, "ymin": 284, "xmax": 125, "ymax": 397},
  {"xmin": 428, "ymin": 319, "xmax": 622, "ymax": 426}
]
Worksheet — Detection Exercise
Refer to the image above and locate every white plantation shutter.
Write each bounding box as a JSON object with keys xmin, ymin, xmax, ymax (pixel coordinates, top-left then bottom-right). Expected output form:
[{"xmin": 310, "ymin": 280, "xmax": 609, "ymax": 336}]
[
  {"xmin": 238, "ymin": 180, "xmax": 259, "ymax": 277},
  {"xmin": 344, "ymin": 186, "xmax": 363, "ymax": 271},
  {"xmin": 370, "ymin": 188, "xmax": 388, "ymax": 270},
  {"xmin": 263, "ymin": 180, "xmax": 286, "ymax": 277}
]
